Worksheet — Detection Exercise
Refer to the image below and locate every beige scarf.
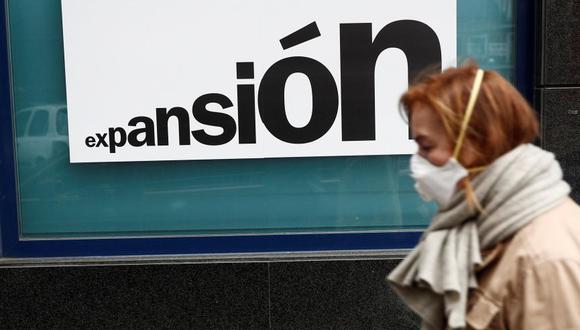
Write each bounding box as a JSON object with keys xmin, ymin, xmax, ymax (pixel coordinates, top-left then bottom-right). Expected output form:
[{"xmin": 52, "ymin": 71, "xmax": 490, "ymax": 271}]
[{"xmin": 387, "ymin": 144, "xmax": 571, "ymax": 329}]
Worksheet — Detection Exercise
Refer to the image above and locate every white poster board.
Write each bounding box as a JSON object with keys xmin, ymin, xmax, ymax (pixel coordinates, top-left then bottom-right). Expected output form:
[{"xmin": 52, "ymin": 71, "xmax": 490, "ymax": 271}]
[{"xmin": 61, "ymin": 0, "xmax": 456, "ymax": 163}]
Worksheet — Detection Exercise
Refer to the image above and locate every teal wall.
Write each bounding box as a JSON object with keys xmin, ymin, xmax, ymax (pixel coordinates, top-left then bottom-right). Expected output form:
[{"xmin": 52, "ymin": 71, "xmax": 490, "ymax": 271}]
[{"xmin": 7, "ymin": 0, "xmax": 515, "ymax": 238}]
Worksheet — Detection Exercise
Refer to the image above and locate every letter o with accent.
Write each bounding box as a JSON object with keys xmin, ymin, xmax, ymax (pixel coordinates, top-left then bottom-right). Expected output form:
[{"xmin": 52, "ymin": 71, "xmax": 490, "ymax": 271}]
[{"xmin": 258, "ymin": 56, "xmax": 339, "ymax": 144}]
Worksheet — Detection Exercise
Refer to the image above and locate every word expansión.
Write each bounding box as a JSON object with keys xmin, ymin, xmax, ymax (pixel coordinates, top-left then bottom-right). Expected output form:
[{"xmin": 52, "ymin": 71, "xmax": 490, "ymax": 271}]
[{"xmin": 84, "ymin": 21, "xmax": 441, "ymax": 153}]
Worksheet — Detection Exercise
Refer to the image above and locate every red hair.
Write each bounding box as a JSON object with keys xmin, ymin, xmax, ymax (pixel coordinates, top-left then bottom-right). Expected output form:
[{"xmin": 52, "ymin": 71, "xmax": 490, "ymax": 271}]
[{"xmin": 400, "ymin": 63, "xmax": 539, "ymax": 207}]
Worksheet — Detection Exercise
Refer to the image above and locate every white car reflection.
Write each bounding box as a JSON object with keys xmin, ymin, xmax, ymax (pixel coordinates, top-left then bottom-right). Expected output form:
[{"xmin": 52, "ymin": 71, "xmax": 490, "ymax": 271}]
[{"xmin": 16, "ymin": 104, "xmax": 69, "ymax": 167}]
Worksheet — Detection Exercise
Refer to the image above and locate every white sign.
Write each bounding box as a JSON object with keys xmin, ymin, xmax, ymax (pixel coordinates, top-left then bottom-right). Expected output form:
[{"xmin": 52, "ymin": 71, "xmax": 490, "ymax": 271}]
[{"xmin": 61, "ymin": 0, "xmax": 456, "ymax": 163}]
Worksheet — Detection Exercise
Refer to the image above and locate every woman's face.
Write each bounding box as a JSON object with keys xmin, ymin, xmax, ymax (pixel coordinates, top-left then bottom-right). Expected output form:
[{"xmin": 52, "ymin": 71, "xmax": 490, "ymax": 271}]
[{"xmin": 410, "ymin": 104, "xmax": 453, "ymax": 166}]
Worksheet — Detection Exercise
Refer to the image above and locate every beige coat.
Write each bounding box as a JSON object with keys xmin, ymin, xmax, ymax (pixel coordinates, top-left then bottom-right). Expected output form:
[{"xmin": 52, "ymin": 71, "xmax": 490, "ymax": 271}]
[{"xmin": 466, "ymin": 198, "xmax": 580, "ymax": 329}]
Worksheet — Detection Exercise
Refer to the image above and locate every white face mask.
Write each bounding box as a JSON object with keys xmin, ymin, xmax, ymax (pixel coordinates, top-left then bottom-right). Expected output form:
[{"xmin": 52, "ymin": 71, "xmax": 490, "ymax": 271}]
[
  {"xmin": 410, "ymin": 154, "xmax": 468, "ymax": 209},
  {"xmin": 410, "ymin": 69, "xmax": 485, "ymax": 209}
]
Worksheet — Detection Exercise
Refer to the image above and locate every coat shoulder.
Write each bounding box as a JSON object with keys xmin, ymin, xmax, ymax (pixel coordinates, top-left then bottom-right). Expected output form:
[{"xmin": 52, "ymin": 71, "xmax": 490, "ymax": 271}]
[
  {"xmin": 513, "ymin": 198, "xmax": 580, "ymax": 262},
  {"xmin": 467, "ymin": 198, "xmax": 580, "ymax": 329}
]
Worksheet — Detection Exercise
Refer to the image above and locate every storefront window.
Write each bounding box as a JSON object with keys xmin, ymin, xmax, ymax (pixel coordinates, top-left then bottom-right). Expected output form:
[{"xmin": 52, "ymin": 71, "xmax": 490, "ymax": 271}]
[{"xmin": 6, "ymin": 0, "xmax": 515, "ymax": 239}]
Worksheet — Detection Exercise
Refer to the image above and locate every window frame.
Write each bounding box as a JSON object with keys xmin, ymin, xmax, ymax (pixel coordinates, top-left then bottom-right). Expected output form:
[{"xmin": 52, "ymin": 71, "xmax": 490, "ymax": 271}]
[{"xmin": 0, "ymin": 0, "xmax": 535, "ymax": 258}]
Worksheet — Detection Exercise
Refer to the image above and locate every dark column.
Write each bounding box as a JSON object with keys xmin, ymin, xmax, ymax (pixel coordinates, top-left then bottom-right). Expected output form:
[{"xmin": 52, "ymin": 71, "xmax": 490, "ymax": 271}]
[{"xmin": 536, "ymin": 0, "xmax": 580, "ymax": 202}]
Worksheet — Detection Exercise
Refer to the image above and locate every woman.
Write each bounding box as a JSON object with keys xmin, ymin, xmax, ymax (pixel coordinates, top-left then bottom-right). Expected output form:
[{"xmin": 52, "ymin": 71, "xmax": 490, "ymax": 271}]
[{"xmin": 388, "ymin": 64, "xmax": 580, "ymax": 329}]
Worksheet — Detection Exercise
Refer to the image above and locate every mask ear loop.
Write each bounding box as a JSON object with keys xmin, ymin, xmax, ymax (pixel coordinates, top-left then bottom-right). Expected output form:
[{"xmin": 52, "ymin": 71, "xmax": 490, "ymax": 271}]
[
  {"xmin": 453, "ymin": 69, "xmax": 485, "ymax": 213},
  {"xmin": 452, "ymin": 69, "xmax": 485, "ymax": 160}
]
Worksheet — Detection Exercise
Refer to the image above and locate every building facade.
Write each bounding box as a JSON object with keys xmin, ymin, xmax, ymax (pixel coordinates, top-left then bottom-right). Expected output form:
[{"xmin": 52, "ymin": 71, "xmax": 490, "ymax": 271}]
[{"xmin": 1, "ymin": 0, "xmax": 578, "ymax": 328}]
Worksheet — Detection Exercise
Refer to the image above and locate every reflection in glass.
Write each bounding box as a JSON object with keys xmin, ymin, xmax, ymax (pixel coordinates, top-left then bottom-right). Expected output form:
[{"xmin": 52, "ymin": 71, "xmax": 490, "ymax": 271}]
[{"xmin": 458, "ymin": 0, "xmax": 515, "ymax": 80}]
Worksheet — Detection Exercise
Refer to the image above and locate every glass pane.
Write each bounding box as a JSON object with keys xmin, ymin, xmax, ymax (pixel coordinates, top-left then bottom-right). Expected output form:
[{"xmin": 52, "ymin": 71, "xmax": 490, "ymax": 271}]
[
  {"xmin": 458, "ymin": 0, "xmax": 515, "ymax": 80},
  {"xmin": 15, "ymin": 111, "xmax": 31, "ymax": 137},
  {"xmin": 7, "ymin": 0, "xmax": 515, "ymax": 239},
  {"xmin": 28, "ymin": 110, "xmax": 49, "ymax": 136},
  {"xmin": 56, "ymin": 108, "xmax": 67, "ymax": 136}
]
